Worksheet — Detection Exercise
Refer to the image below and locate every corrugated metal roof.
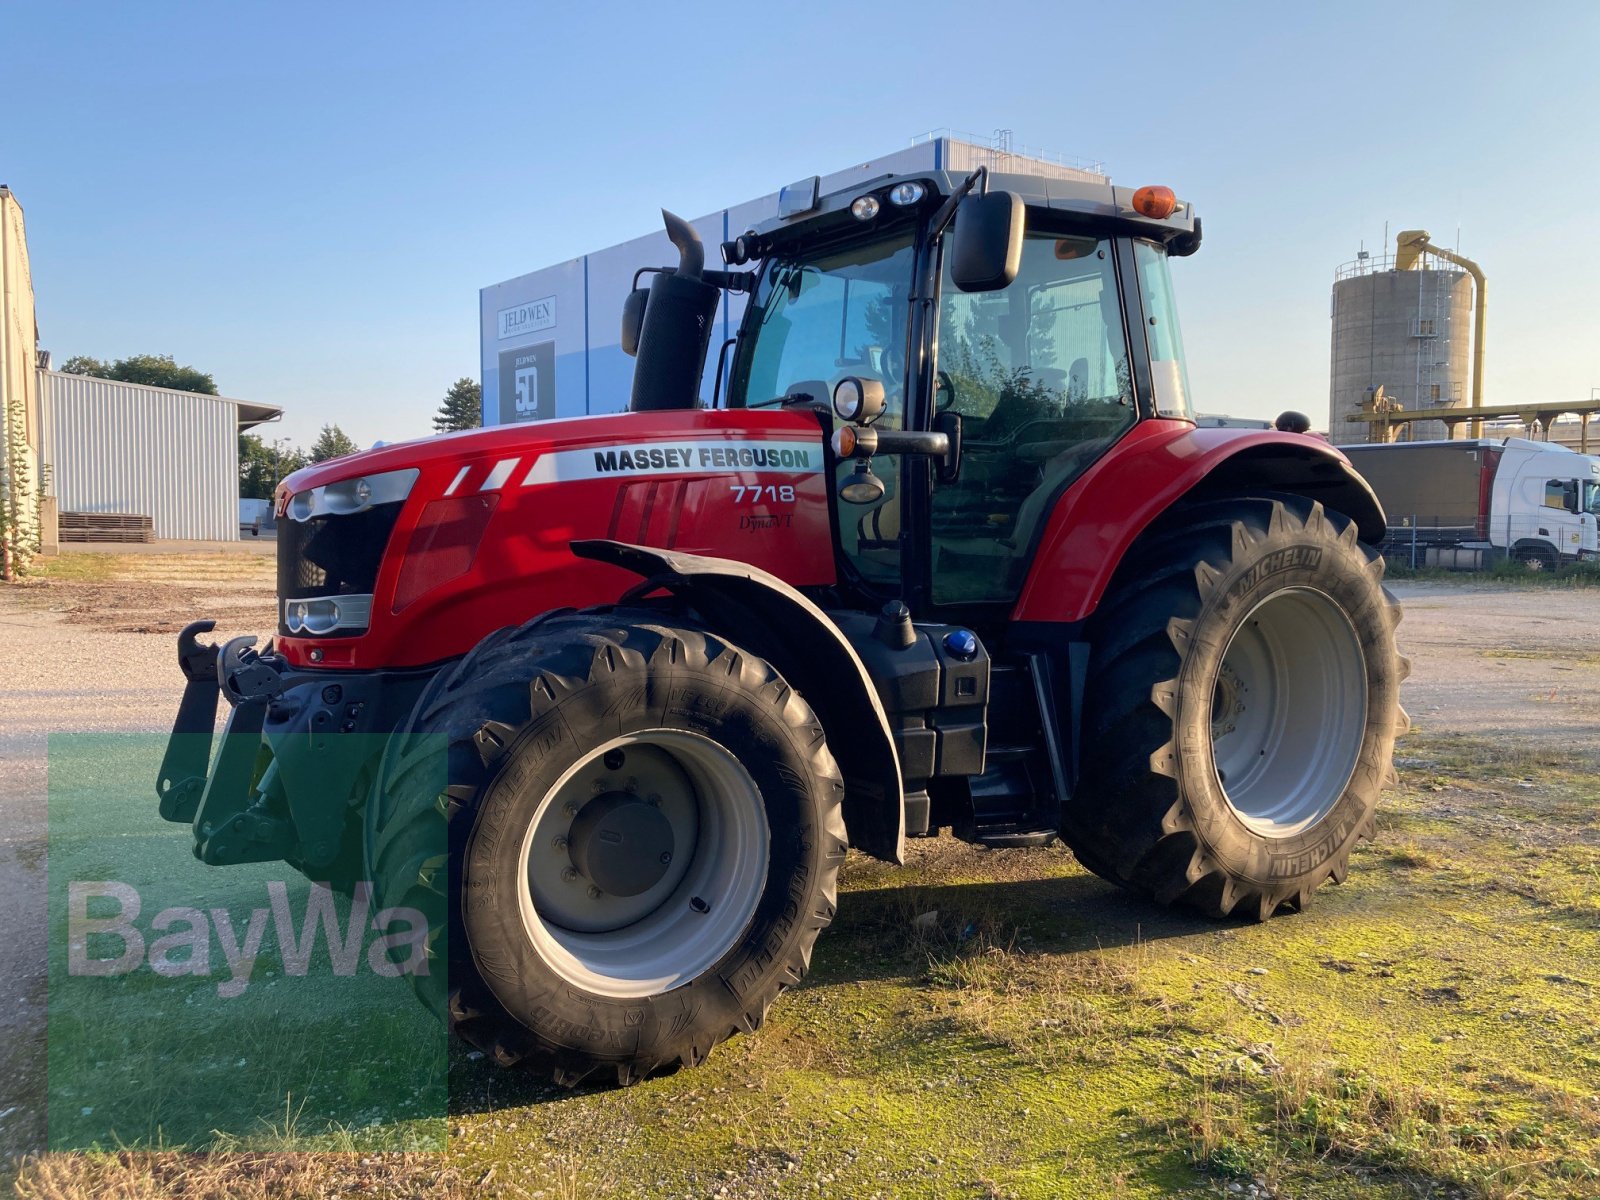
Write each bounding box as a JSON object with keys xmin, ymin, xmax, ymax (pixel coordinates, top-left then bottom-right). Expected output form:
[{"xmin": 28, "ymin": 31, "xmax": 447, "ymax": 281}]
[{"xmin": 38, "ymin": 370, "xmax": 277, "ymax": 541}]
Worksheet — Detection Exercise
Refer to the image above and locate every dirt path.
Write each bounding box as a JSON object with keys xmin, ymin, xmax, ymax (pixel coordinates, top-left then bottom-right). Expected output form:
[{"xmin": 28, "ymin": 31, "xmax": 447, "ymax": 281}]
[
  {"xmin": 1388, "ymin": 581, "xmax": 1600, "ymax": 765},
  {"xmin": 0, "ymin": 556, "xmax": 275, "ymax": 1160}
]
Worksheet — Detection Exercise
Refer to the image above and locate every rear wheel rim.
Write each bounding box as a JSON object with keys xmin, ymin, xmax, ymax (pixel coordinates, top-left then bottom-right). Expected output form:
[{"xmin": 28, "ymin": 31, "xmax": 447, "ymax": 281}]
[
  {"xmin": 1209, "ymin": 587, "xmax": 1368, "ymax": 838},
  {"xmin": 517, "ymin": 731, "xmax": 769, "ymax": 999}
]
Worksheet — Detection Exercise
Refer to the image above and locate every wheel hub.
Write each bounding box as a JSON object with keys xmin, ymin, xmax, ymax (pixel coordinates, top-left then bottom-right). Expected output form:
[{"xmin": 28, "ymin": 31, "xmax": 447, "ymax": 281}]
[
  {"xmin": 517, "ymin": 731, "xmax": 770, "ymax": 997},
  {"xmin": 1210, "ymin": 587, "xmax": 1368, "ymax": 838},
  {"xmin": 568, "ymin": 791, "xmax": 675, "ymax": 897}
]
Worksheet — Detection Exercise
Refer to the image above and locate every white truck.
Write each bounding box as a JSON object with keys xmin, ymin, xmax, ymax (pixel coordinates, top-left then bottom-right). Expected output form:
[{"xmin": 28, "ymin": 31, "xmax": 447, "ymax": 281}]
[{"xmin": 1343, "ymin": 437, "xmax": 1600, "ymax": 570}]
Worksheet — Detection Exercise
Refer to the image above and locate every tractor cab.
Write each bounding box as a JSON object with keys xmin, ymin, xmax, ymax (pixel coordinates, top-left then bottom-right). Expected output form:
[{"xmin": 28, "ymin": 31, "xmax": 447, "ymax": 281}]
[{"xmin": 720, "ymin": 167, "xmax": 1202, "ymax": 613}]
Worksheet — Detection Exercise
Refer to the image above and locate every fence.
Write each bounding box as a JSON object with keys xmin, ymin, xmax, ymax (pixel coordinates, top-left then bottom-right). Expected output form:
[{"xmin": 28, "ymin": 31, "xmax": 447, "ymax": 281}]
[{"xmin": 1378, "ymin": 513, "xmax": 1494, "ymax": 571}]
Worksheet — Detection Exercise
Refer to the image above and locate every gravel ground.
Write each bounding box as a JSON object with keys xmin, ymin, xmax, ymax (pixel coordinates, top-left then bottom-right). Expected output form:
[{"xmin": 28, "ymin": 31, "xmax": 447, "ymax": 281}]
[
  {"xmin": 1386, "ymin": 581, "xmax": 1600, "ymax": 766},
  {"xmin": 0, "ymin": 563, "xmax": 1594, "ymax": 1164},
  {"xmin": 0, "ymin": 558, "xmax": 276, "ymax": 1158}
]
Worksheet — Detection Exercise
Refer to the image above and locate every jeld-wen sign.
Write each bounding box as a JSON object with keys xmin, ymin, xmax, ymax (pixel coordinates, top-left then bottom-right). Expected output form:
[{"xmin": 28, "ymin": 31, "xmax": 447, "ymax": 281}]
[{"xmin": 498, "ymin": 296, "xmax": 557, "ymax": 340}]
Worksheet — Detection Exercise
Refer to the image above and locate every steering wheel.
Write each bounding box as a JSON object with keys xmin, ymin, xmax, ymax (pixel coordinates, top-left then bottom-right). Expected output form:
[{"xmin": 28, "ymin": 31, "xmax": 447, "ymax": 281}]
[{"xmin": 935, "ymin": 369, "xmax": 958, "ymax": 413}]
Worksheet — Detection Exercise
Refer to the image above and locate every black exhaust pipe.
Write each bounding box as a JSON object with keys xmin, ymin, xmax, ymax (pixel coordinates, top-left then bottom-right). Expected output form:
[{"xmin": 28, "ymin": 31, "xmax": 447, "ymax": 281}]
[{"xmin": 629, "ymin": 210, "xmax": 721, "ymax": 412}]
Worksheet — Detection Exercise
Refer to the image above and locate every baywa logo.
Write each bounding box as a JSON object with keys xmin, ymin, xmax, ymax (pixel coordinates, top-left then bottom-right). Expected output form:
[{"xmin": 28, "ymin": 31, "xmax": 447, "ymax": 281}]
[{"xmin": 67, "ymin": 880, "xmax": 428, "ymax": 998}]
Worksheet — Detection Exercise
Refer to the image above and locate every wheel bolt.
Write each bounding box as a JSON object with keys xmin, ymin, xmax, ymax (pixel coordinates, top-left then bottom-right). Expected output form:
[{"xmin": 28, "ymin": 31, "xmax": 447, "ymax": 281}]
[
  {"xmin": 552, "ymin": 835, "xmax": 568, "ymax": 851},
  {"xmin": 646, "ymin": 793, "xmax": 661, "ymax": 807},
  {"xmin": 659, "ymin": 851, "xmax": 672, "ymax": 865},
  {"xmin": 564, "ymin": 801, "xmax": 580, "ymax": 817},
  {"xmin": 561, "ymin": 867, "xmax": 578, "ymax": 883},
  {"xmin": 625, "ymin": 776, "xmax": 639, "ymax": 793},
  {"xmin": 591, "ymin": 780, "xmax": 607, "ymax": 795},
  {"xmin": 587, "ymin": 885, "xmax": 603, "ymax": 900}
]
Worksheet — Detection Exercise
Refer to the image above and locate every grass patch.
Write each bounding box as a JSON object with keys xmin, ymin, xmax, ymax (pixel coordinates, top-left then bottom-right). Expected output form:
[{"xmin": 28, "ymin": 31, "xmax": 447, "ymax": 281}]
[{"xmin": 1386, "ymin": 559, "xmax": 1600, "ymax": 587}]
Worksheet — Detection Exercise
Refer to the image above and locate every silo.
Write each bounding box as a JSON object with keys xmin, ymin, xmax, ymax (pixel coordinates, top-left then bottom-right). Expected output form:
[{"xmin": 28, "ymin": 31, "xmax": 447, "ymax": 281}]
[{"xmin": 1328, "ymin": 252, "xmax": 1473, "ymax": 444}]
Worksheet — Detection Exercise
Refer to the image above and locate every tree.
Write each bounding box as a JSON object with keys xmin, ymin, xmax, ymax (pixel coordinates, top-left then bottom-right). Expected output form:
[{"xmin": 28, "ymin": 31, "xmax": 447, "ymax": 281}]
[
  {"xmin": 309, "ymin": 423, "xmax": 360, "ymax": 463},
  {"xmin": 433, "ymin": 377, "xmax": 482, "ymax": 433},
  {"xmin": 239, "ymin": 434, "xmax": 306, "ymax": 500},
  {"xmin": 60, "ymin": 353, "xmax": 218, "ymax": 395}
]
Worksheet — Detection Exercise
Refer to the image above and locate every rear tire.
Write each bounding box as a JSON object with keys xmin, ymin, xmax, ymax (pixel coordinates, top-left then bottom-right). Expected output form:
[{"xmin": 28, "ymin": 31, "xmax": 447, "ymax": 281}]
[
  {"xmin": 369, "ymin": 611, "xmax": 847, "ymax": 1085},
  {"xmin": 1063, "ymin": 496, "xmax": 1409, "ymax": 920}
]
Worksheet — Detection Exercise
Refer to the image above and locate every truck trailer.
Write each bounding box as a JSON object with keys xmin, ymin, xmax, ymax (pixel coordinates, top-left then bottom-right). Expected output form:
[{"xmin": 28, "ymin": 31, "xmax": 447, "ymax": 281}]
[{"xmin": 1343, "ymin": 437, "xmax": 1600, "ymax": 570}]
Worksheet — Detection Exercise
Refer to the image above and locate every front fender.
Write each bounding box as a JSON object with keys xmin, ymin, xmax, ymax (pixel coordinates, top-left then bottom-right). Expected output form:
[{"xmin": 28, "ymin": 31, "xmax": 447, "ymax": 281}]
[
  {"xmin": 1014, "ymin": 422, "xmax": 1386, "ymax": 624},
  {"xmin": 571, "ymin": 539, "xmax": 906, "ymax": 863}
]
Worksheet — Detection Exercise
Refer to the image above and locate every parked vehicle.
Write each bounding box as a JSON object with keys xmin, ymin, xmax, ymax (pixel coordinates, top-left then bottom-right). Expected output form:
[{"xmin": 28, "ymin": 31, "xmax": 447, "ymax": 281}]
[
  {"xmin": 1343, "ymin": 437, "xmax": 1600, "ymax": 570},
  {"xmin": 159, "ymin": 165, "xmax": 1408, "ymax": 1086},
  {"xmin": 238, "ymin": 498, "xmax": 273, "ymax": 537}
]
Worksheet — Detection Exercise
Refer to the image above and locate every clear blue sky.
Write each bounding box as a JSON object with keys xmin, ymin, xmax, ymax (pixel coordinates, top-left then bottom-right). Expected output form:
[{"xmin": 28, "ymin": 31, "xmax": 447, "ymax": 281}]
[{"xmin": 6, "ymin": 1, "xmax": 1597, "ymax": 448}]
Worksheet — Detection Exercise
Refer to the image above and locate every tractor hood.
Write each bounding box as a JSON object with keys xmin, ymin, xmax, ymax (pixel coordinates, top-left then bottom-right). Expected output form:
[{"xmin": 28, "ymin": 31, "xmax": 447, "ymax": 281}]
[{"xmin": 272, "ymin": 408, "xmax": 836, "ymax": 671}]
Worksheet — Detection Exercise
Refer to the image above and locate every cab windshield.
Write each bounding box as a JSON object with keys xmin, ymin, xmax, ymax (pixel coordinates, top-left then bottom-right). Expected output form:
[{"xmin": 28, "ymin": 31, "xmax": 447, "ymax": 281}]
[{"xmin": 728, "ymin": 233, "xmax": 915, "ymax": 413}]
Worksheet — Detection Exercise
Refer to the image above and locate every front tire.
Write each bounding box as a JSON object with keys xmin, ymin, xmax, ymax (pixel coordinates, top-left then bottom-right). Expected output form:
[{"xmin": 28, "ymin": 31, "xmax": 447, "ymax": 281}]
[
  {"xmin": 1064, "ymin": 497, "xmax": 1409, "ymax": 920},
  {"xmin": 369, "ymin": 612, "xmax": 847, "ymax": 1086},
  {"xmin": 1514, "ymin": 544, "xmax": 1556, "ymax": 572}
]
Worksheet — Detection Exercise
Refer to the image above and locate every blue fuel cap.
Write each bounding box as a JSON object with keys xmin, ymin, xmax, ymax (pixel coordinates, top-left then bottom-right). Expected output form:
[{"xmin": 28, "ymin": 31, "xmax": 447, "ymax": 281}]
[{"xmin": 943, "ymin": 629, "xmax": 978, "ymax": 660}]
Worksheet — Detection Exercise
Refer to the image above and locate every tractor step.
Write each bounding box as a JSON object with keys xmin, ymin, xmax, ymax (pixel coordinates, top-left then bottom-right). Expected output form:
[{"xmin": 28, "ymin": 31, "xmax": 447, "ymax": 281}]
[{"xmin": 971, "ymin": 824, "xmax": 1060, "ymax": 849}]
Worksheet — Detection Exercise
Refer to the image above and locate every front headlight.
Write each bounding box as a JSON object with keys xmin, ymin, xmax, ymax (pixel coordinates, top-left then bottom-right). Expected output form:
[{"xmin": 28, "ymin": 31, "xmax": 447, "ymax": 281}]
[
  {"xmin": 284, "ymin": 594, "xmax": 375, "ymax": 635},
  {"xmin": 286, "ymin": 467, "xmax": 418, "ymax": 522}
]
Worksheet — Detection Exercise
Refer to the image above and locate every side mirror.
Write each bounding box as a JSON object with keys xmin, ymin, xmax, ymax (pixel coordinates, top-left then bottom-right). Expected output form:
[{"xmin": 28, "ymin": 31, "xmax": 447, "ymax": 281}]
[
  {"xmin": 620, "ymin": 287, "xmax": 649, "ymax": 357},
  {"xmin": 949, "ymin": 191, "xmax": 1025, "ymax": 293}
]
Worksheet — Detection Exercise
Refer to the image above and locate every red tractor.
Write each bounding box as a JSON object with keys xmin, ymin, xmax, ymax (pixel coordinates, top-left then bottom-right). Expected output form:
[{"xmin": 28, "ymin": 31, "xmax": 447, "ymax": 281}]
[{"xmin": 159, "ymin": 166, "xmax": 1407, "ymax": 1086}]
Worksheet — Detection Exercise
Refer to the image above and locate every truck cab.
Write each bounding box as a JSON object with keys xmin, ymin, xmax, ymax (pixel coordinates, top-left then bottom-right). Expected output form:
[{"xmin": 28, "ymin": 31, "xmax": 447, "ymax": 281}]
[{"xmin": 1490, "ymin": 437, "xmax": 1600, "ymax": 567}]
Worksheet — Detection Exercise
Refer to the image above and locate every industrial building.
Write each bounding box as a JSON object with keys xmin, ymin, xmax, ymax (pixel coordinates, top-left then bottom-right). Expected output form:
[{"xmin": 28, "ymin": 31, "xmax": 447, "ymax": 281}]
[
  {"xmin": 479, "ymin": 133, "xmax": 1106, "ymax": 426},
  {"xmin": 1328, "ymin": 238, "xmax": 1475, "ymax": 444},
  {"xmin": 1, "ymin": 183, "xmax": 284, "ymax": 547},
  {"xmin": 38, "ymin": 369, "xmax": 281, "ymax": 541}
]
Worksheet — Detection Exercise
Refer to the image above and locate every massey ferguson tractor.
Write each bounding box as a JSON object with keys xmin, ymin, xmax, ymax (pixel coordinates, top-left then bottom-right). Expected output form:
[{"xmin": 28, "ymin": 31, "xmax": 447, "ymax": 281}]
[{"xmin": 158, "ymin": 165, "xmax": 1407, "ymax": 1086}]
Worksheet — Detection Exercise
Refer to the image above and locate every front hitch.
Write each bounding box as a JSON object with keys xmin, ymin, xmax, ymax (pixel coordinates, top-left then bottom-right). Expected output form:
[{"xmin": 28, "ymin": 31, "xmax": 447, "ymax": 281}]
[
  {"xmin": 156, "ymin": 621, "xmax": 221, "ymax": 821},
  {"xmin": 155, "ymin": 623, "xmax": 308, "ymax": 864}
]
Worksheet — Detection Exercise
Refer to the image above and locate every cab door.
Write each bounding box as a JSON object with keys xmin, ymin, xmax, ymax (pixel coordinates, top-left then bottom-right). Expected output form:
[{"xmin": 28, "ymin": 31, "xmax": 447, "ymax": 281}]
[{"xmin": 927, "ymin": 228, "xmax": 1139, "ymax": 606}]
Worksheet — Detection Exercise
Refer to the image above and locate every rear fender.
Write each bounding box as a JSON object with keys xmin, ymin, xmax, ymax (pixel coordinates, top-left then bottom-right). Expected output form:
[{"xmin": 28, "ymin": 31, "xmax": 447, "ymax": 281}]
[
  {"xmin": 1014, "ymin": 423, "xmax": 1386, "ymax": 624},
  {"xmin": 571, "ymin": 539, "xmax": 905, "ymax": 863}
]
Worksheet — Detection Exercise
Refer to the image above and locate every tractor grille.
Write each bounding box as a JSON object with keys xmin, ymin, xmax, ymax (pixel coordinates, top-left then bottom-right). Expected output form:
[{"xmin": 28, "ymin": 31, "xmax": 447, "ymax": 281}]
[{"xmin": 276, "ymin": 500, "xmax": 406, "ymax": 637}]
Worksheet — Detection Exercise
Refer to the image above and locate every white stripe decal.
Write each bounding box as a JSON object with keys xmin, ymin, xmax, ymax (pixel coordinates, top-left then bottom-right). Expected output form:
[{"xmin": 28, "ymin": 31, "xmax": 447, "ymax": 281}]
[
  {"xmin": 443, "ymin": 466, "xmax": 471, "ymax": 496},
  {"xmin": 480, "ymin": 457, "xmax": 521, "ymax": 492},
  {"xmin": 520, "ymin": 440, "xmax": 822, "ymax": 487}
]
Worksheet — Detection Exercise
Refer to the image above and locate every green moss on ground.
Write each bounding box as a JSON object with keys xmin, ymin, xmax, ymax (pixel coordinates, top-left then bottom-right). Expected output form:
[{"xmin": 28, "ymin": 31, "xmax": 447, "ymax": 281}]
[
  {"xmin": 12, "ymin": 678, "xmax": 1596, "ymax": 1197},
  {"xmin": 422, "ymin": 732, "xmax": 1599, "ymax": 1199}
]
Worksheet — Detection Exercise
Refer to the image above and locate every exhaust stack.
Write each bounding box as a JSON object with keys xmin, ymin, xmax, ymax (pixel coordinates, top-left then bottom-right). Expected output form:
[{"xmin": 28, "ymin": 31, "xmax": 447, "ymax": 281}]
[{"xmin": 629, "ymin": 211, "xmax": 721, "ymax": 412}]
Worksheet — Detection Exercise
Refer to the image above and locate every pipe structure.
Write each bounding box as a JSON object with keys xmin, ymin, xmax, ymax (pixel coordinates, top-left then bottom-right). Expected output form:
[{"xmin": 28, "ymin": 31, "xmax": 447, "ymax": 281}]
[{"xmin": 1395, "ymin": 230, "xmax": 1487, "ymax": 436}]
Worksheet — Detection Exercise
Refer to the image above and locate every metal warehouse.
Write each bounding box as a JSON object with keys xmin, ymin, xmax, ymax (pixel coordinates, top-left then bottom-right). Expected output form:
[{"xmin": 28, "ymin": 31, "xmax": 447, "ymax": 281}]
[
  {"xmin": 479, "ymin": 132, "xmax": 1105, "ymax": 426},
  {"xmin": 38, "ymin": 369, "xmax": 281, "ymax": 541}
]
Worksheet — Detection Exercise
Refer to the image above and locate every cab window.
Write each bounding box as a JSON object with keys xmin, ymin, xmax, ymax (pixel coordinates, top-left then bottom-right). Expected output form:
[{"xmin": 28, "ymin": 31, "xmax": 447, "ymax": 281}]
[
  {"xmin": 931, "ymin": 230, "xmax": 1134, "ymax": 604},
  {"xmin": 730, "ymin": 234, "xmax": 915, "ymax": 588},
  {"xmin": 1134, "ymin": 240, "xmax": 1193, "ymax": 420},
  {"xmin": 1544, "ymin": 479, "xmax": 1580, "ymax": 513}
]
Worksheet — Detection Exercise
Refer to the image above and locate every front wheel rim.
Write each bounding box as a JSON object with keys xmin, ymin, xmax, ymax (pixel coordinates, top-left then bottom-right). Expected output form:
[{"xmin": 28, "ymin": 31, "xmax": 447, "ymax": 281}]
[
  {"xmin": 516, "ymin": 730, "xmax": 770, "ymax": 999},
  {"xmin": 1209, "ymin": 587, "xmax": 1369, "ymax": 838}
]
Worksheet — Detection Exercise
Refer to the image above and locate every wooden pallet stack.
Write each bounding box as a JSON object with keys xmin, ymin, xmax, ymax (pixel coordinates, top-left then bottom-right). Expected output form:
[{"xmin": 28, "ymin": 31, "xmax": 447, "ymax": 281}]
[{"xmin": 58, "ymin": 512, "xmax": 154, "ymax": 543}]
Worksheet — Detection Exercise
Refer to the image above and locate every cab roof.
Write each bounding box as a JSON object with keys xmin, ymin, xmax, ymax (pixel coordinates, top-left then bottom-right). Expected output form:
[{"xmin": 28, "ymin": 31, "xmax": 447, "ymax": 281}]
[{"xmin": 744, "ymin": 168, "xmax": 1198, "ymax": 249}]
